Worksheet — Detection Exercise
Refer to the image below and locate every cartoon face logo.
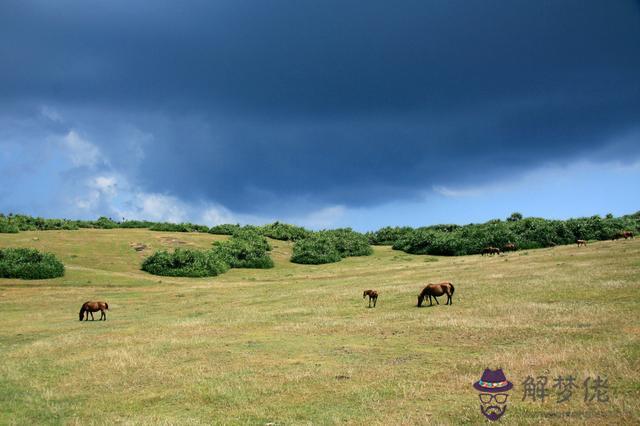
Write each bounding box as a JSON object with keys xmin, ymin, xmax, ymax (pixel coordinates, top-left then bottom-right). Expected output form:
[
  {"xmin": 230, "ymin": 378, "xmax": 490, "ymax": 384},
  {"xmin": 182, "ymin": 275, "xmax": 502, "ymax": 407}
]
[{"xmin": 473, "ymin": 368, "xmax": 513, "ymax": 421}]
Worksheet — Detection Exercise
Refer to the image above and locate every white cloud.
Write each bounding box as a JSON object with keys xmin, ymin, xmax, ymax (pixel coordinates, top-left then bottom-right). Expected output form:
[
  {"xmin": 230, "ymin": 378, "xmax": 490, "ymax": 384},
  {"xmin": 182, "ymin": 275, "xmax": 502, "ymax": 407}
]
[
  {"xmin": 40, "ymin": 105, "xmax": 63, "ymax": 122},
  {"xmin": 200, "ymin": 205, "xmax": 236, "ymax": 226},
  {"xmin": 73, "ymin": 175, "xmax": 119, "ymax": 211},
  {"xmin": 432, "ymin": 185, "xmax": 486, "ymax": 198},
  {"xmin": 117, "ymin": 192, "xmax": 188, "ymax": 223},
  {"xmin": 295, "ymin": 205, "xmax": 346, "ymax": 229},
  {"xmin": 61, "ymin": 130, "xmax": 102, "ymax": 167},
  {"xmin": 91, "ymin": 176, "xmax": 118, "ymax": 196}
]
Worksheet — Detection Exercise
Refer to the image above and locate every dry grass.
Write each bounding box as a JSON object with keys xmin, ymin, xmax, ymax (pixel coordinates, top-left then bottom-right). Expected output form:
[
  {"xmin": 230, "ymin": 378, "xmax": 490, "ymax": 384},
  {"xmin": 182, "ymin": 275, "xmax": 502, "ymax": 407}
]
[{"xmin": 0, "ymin": 229, "xmax": 639, "ymax": 424}]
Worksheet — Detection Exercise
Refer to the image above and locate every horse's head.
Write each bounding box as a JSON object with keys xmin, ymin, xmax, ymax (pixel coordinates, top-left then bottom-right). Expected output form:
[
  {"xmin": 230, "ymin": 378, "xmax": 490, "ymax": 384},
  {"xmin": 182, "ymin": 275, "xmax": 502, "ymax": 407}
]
[
  {"xmin": 417, "ymin": 294, "xmax": 424, "ymax": 307},
  {"xmin": 79, "ymin": 307, "xmax": 85, "ymax": 321},
  {"xmin": 363, "ymin": 291, "xmax": 367, "ymax": 299}
]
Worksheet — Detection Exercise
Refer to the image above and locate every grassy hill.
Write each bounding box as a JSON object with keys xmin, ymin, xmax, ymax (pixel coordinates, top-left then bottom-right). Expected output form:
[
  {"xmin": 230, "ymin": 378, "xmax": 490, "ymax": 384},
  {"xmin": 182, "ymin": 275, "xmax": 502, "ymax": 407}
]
[{"xmin": 0, "ymin": 228, "xmax": 638, "ymax": 424}]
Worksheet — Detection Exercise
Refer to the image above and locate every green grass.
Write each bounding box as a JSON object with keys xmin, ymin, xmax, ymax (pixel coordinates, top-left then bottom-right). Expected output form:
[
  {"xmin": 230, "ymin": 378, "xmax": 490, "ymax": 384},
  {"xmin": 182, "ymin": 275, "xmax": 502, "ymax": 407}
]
[{"xmin": 0, "ymin": 229, "xmax": 639, "ymax": 424}]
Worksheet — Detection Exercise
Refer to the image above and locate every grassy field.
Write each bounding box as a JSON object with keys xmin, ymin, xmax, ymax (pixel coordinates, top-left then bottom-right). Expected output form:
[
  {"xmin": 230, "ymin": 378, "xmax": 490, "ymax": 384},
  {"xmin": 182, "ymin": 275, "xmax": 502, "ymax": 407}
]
[{"xmin": 0, "ymin": 229, "xmax": 639, "ymax": 425}]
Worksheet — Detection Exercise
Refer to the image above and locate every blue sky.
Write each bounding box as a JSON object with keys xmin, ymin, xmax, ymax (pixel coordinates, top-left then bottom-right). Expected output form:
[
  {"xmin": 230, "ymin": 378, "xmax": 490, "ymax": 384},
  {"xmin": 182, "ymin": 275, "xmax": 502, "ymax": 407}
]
[{"xmin": 1, "ymin": 1, "xmax": 639, "ymax": 231}]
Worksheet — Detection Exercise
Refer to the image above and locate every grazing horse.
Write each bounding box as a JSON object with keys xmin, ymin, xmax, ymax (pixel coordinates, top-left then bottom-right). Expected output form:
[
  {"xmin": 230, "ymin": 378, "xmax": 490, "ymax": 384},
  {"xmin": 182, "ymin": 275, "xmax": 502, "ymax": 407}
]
[
  {"xmin": 79, "ymin": 301, "xmax": 109, "ymax": 321},
  {"xmin": 613, "ymin": 231, "xmax": 634, "ymax": 240},
  {"xmin": 503, "ymin": 242, "xmax": 516, "ymax": 252},
  {"xmin": 482, "ymin": 247, "xmax": 501, "ymax": 256},
  {"xmin": 363, "ymin": 290, "xmax": 378, "ymax": 308},
  {"xmin": 576, "ymin": 239, "xmax": 587, "ymax": 247},
  {"xmin": 417, "ymin": 282, "xmax": 455, "ymax": 307}
]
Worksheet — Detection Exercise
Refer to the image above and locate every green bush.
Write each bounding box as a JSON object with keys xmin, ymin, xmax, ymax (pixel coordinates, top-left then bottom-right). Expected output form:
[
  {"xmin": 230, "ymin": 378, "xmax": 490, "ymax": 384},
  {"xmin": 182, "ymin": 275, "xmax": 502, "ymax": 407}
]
[
  {"xmin": 367, "ymin": 226, "xmax": 414, "ymax": 245},
  {"xmin": 0, "ymin": 218, "xmax": 19, "ymax": 233},
  {"xmin": 208, "ymin": 223, "xmax": 241, "ymax": 235},
  {"xmin": 213, "ymin": 229, "xmax": 274, "ymax": 269},
  {"xmin": 290, "ymin": 233, "xmax": 343, "ymax": 264},
  {"xmin": 93, "ymin": 216, "xmax": 119, "ymax": 229},
  {"xmin": 291, "ymin": 228, "xmax": 372, "ymax": 264},
  {"xmin": 260, "ymin": 222, "xmax": 310, "ymax": 241},
  {"xmin": 118, "ymin": 220, "xmax": 156, "ymax": 228},
  {"xmin": 149, "ymin": 222, "xmax": 209, "ymax": 232},
  {"xmin": 142, "ymin": 227, "xmax": 275, "ymax": 276},
  {"xmin": 322, "ymin": 228, "xmax": 373, "ymax": 257},
  {"xmin": 141, "ymin": 248, "xmax": 229, "ymax": 277},
  {"xmin": 0, "ymin": 248, "xmax": 65, "ymax": 279}
]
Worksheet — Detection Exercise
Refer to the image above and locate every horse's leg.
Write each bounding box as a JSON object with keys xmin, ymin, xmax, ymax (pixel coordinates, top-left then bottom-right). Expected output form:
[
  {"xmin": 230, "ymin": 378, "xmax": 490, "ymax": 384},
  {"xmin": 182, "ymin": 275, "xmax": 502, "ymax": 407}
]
[
  {"xmin": 90, "ymin": 311, "xmax": 95, "ymax": 321},
  {"xmin": 373, "ymin": 297, "xmax": 377, "ymax": 307},
  {"xmin": 428, "ymin": 295, "xmax": 432, "ymax": 306},
  {"xmin": 434, "ymin": 295, "xmax": 440, "ymax": 305}
]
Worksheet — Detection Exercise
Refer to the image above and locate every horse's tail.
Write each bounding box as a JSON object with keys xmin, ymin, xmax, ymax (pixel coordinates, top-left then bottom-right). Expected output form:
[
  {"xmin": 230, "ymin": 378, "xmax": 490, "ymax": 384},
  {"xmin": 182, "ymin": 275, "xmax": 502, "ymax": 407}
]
[
  {"xmin": 105, "ymin": 302, "xmax": 109, "ymax": 310},
  {"xmin": 449, "ymin": 282, "xmax": 455, "ymax": 296}
]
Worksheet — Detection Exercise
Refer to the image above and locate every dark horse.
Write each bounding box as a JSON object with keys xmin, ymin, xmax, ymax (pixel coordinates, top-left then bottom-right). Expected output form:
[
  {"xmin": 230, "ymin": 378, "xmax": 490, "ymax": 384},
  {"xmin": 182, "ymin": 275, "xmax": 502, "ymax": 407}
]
[
  {"xmin": 363, "ymin": 290, "xmax": 378, "ymax": 308},
  {"xmin": 576, "ymin": 239, "xmax": 587, "ymax": 247},
  {"xmin": 482, "ymin": 247, "xmax": 501, "ymax": 256},
  {"xmin": 79, "ymin": 301, "xmax": 109, "ymax": 321},
  {"xmin": 503, "ymin": 242, "xmax": 516, "ymax": 252},
  {"xmin": 612, "ymin": 231, "xmax": 634, "ymax": 240},
  {"xmin": 417, "ymin": 282, "xmax": 455, "ymax": 307}
]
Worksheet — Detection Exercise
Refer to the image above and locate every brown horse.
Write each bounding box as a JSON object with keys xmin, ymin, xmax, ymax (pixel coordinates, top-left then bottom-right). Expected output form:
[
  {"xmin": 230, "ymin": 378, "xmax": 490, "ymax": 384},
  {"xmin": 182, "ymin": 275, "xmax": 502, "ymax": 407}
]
[
  {"xmin": 612, "ymin": 231, "xmax": 634, "ymax": 240},
  {"xmin": 363, "ymin": 290, "xmax": 378, "ymax": 308},
  {"xmin": 576, "ymin": 239, "xmax": 587, "ymax": 247},
  {"xmin": 482, "ymin": 247, "xmax": 501, "ymax": 256},
  {"xmin": 417, "ymin": 282, "xmax": 455, "ymax": 307},
  {"xmin": 79, "ymin": 301, "xmax": 109, "ymax": 321},
  {"xmin": 503, "ymin": 242, "xmax": 516, "ymax": 252}
]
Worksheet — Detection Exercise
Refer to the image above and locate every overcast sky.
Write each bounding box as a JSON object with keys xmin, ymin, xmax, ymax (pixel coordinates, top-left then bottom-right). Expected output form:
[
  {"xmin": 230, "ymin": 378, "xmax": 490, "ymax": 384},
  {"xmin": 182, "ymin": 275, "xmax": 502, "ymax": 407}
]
[{"xmin": 1, "ymin": 1, "xmax": 639, "ymax": 230}]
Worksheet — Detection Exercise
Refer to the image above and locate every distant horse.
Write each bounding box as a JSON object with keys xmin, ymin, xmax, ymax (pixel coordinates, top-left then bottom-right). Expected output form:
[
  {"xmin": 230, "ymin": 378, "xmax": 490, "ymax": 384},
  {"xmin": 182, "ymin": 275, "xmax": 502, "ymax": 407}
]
[
  {"xmin": 363, "ymin": 290, "xmax": 378, "ymax": 308},
  {"xmin": 612, "ymin": 231, "xmax": 634, "ymax": 240},
  {"xmin": 417, "ymin": 282, "xmax": 455, "ymax": 307},
  {"xmin": 79, "ymin": 301, "xmax": 109, "ymax": 321},
  {"xmin": 503, "ymin": 243, "xmax": 516, "ymax": 252},
  {"xmin": 482, "ymin": 247, "xmax": 501, "ymax": 256},
  {"xmin": 576, "ymin": 239, "xmax": 587, "ymax": 247}
]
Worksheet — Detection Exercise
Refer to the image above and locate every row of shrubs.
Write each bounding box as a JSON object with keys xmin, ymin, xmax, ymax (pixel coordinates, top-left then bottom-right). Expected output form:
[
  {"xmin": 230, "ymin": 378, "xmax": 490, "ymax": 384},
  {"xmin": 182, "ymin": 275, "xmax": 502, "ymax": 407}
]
[
  {"xmin": 1, "ymin": 214, "xmax": 311, "ymax": 242},
  {"xmin": 366, "ymin": 212, "xmax": 640, "ymax": 256},
  {"xmin": 0, "ymin": 214, "xmax": 134, "ymax": 232},
  {"xmin": 209, "ymin": 221, "xmax": 311, "ymax": 241},
  {"xmin": 141, "ymin": 228, "xmax": 274, "ymax": 277},
  {"xmin": 0, "ymin": 248, "xmax": 65, "ymax": 279},
  {"xmin": 0, "ymin": 214, "xmax": 79, "ymax": 232}
]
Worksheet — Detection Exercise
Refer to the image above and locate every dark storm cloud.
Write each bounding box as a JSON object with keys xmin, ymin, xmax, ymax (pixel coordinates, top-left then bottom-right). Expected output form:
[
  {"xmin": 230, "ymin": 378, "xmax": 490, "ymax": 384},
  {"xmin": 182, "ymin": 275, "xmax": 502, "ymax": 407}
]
[{"xmin": 2, "ymin": 0, "xmax": 639, "ymax": 213}]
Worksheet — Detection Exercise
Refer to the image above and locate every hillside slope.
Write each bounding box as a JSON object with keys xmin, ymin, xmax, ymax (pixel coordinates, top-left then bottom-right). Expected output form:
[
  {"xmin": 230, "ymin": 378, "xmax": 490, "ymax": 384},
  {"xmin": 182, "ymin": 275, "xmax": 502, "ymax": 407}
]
[{"xmin": 0, "ymin": 229, "xmax": 639, "ymax": 424}]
